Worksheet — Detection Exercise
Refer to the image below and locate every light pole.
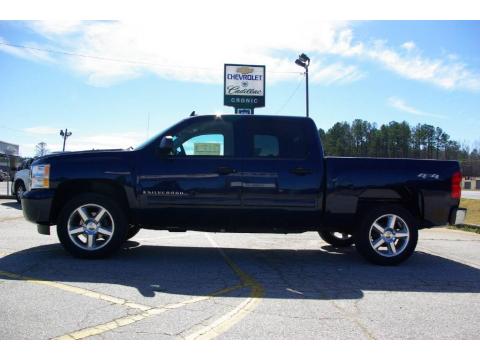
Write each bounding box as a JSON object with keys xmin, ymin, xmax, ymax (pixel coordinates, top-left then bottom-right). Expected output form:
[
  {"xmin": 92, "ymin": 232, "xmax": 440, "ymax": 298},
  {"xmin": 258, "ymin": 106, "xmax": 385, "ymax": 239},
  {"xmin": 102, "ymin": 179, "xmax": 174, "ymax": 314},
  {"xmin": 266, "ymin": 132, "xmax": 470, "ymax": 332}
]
[
  {"xmin": 295, "ymin": 53, "xmax": 310, "ymax": 117},
  {"xmin": 59, "ymin": 129, "xmax": 72, "ymax": 152}
]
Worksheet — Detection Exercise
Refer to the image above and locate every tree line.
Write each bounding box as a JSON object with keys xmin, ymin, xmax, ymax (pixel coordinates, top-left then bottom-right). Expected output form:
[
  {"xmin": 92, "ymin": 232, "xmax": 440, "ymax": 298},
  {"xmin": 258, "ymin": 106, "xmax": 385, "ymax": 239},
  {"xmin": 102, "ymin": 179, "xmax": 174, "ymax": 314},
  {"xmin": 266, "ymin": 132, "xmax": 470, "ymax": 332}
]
[{"xmin": 319, "ymin": 119, "xmax": 480, "ymax": 162}]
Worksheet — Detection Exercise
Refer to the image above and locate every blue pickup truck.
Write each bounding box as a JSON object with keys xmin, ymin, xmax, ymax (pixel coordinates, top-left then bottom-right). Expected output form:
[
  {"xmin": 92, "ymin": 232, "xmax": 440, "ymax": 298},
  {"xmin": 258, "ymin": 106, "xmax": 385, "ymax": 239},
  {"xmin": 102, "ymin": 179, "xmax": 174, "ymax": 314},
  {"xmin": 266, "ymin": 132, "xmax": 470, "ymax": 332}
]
[{"xmin": 22, "ymin": 115, "xmax": 466, "ymax": 265}]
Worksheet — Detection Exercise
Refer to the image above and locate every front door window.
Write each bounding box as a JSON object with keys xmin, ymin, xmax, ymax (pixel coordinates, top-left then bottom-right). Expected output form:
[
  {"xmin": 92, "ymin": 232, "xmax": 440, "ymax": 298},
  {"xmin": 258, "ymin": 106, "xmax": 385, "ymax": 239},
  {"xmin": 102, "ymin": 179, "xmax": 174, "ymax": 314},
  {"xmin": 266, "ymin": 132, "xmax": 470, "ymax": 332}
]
[{"xmin": 168, "ymin": 117, "xmax": 234, "ymax": 157}]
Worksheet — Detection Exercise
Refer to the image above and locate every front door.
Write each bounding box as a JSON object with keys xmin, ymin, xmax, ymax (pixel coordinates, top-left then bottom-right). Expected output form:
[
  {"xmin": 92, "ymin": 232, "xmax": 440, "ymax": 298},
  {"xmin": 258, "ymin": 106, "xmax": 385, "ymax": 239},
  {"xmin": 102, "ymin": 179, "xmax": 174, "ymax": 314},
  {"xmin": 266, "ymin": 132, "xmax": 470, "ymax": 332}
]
[{"xmin": 137, "ymin": 116, "xmax": 242, "ymax": 230}]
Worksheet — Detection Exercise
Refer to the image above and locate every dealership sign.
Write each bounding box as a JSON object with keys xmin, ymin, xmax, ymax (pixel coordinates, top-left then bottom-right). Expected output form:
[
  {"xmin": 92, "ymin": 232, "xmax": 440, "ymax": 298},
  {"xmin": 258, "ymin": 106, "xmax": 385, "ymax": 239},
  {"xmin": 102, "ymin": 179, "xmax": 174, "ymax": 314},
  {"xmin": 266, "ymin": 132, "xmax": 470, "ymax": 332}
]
[
  {"xmin": 224, "ymin": 64, "xmax": 265, "ymax": 112},
  {"xmin": 0, "ymin": 141, "xmax": 19, "ymax": 156}
]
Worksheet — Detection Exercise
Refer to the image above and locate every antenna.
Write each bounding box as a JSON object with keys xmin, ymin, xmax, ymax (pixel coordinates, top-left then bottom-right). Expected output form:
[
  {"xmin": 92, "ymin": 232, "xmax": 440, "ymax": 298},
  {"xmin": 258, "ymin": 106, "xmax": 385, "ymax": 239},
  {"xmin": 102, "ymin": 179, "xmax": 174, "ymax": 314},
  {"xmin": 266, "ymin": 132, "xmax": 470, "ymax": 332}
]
[{"xmin": 147, "ymin": 112, "xmax": 150, "ymax": 139}]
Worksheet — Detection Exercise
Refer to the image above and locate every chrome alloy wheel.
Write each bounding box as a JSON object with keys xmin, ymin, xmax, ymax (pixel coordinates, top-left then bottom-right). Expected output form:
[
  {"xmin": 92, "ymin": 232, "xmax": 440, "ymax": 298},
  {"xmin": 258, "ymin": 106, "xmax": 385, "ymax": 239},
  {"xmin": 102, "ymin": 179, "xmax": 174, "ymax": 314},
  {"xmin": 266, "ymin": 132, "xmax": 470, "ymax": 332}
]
[
  {"xmin": 67, "ymin": 203, "xmax": 115, "ymax": 251},
  {"xmin": 368, "ymin": 214, "xmax": 410, "ymax": 257}
]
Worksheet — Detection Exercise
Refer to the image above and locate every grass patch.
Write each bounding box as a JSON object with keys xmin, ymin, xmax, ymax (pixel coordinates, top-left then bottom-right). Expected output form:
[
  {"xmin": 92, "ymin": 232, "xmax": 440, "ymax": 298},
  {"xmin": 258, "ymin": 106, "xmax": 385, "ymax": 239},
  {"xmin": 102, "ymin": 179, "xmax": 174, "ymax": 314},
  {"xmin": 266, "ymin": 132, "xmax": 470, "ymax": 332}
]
[
  {"xmin": 449, "ymin": 198, "xmax": 480, "ymax": 234},
  {"xmin": 459, "ymin": 198, "xmax": 480, "ymax": 225},
  {"xmin": 448, "ymin": 224, "xmax": 480, "ymax": 234}
]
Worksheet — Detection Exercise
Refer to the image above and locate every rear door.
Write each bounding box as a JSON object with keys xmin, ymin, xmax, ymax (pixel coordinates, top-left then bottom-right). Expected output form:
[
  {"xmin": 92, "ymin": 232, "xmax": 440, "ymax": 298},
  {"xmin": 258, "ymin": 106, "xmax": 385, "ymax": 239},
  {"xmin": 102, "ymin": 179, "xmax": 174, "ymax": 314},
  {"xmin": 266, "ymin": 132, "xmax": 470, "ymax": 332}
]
[{"xmin": 239, "ymin": 117, "xmax": 323, "ymax": 230}]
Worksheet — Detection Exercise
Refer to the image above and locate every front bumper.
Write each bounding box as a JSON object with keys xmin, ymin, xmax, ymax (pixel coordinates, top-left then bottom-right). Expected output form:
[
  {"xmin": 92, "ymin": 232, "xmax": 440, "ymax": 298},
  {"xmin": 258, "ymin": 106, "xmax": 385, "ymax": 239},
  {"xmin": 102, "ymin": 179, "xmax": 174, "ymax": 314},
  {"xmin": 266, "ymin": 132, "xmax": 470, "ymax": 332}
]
[
  {"xmin": 21, "ymin": 189, "xmax": 55, "ymax": 224},
  {"xmin": 449, "ymin": 207, "xmax": 467, "ymax": 225}
]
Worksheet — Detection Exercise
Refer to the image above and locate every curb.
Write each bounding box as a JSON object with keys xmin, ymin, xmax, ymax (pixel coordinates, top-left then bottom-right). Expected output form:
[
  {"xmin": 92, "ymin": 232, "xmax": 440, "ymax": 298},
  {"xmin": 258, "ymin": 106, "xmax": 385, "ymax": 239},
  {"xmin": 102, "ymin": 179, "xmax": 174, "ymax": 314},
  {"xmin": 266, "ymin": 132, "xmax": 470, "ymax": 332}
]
[
  {"xmin": 464, "ymin": 223, "xmax": 480, "ymax": 229},
  {"xmin": 0, "ymin": 195, "xmax": 16, "ymax": 199}
]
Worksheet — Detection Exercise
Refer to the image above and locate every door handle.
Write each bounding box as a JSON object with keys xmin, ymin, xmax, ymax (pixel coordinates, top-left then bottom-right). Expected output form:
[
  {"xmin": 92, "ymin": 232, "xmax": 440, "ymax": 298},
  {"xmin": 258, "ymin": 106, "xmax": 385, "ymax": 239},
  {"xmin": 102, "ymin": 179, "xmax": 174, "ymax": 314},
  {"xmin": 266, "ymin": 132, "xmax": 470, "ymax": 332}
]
[
  {"xmin": 290, "ymin": 167, "xmax": 312, "ymax": 176},
  {"xmin": 217, "ymin": 166, "xmax": 236, "ymax": 175}
]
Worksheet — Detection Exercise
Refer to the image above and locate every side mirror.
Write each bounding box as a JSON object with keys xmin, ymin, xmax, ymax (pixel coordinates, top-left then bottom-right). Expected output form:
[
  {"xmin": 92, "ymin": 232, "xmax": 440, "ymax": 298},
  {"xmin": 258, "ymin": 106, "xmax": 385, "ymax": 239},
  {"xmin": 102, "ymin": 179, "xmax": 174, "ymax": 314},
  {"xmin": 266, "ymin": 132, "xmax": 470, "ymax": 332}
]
[{"xmin": 157, "ymin": 136, "xmax": 174, "ymax": 155}]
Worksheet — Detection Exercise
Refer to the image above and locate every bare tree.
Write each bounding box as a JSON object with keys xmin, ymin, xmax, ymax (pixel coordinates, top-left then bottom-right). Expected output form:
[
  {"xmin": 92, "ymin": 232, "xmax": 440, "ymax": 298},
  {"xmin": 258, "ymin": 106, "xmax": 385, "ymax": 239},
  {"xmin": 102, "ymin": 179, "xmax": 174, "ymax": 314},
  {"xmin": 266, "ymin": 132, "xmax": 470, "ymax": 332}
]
[{"xmin": 35, "ymin": 142, "xmax": 49, "ymax": 157}]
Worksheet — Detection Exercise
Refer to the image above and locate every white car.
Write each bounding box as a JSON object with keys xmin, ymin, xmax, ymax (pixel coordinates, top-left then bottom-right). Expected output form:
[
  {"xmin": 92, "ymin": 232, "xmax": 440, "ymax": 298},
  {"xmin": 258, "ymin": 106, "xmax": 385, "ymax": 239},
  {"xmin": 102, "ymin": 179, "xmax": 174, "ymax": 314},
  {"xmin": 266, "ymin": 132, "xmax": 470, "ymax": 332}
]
[{"xmin": 11, "ymin": 158, "xmax": 33, "ymax": 203}]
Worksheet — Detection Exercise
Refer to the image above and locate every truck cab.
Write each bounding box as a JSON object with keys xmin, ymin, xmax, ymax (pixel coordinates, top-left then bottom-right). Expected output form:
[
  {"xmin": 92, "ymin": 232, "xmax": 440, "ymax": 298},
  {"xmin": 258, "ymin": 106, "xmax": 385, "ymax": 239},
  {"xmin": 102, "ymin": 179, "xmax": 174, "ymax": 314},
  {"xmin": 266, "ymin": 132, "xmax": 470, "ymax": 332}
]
[{"xmin": 134, "ymin": 115, "xmax": 324, "ymax": 233}]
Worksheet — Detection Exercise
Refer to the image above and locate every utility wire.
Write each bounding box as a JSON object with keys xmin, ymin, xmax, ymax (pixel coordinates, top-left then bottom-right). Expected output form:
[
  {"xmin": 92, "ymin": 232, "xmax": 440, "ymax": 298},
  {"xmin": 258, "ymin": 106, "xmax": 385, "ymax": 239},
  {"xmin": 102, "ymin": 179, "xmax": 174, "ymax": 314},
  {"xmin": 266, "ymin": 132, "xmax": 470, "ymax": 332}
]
[
  {"xmin": 275, "ymin": 74, "xmax": 305, "ymax": 114},
  {"xmin": 0, "ymin": 124, "xmax": 29, "ymax": 134},
  {"xmin": 0, "ymin": 41, "xmax": 303, "ymax": 75},
  {"xmin": 0, "ymin": 124, "xmax": 58, "ymax": 135}
]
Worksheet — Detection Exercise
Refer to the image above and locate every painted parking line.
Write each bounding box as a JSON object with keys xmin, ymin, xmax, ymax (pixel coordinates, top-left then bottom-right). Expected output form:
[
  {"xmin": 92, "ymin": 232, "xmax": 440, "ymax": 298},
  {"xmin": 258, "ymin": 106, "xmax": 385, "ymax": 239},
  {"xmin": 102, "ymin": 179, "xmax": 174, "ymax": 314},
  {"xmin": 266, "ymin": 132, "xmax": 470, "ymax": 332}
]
[
  {"xmin": 184, "ymin": 233, "xmax": 264, "ymax": 340},
  {"xmin": 0, "ymin": 215, "xmax": 25, "ymax": 222},
  {"xmin": 54, "ymin": 312, "xmax": 152, "ymax": 340},
  {"xmin": 1, "ymin": 231, "xmax": 263, "ymax": 340},
  {"xmin": 0, "ymin": 269, "xmax": 151, "ymax": 311},
  {"xmin": 61, "ymin": 232, "xmax": 265, "ymax": 340},
  {"xmin": 54, "ymin": 284, "xmax": 243, "ymax": 340},
  {"xmin": 0, "ymin": 265, "xmax": 244, "ymax": 340}
]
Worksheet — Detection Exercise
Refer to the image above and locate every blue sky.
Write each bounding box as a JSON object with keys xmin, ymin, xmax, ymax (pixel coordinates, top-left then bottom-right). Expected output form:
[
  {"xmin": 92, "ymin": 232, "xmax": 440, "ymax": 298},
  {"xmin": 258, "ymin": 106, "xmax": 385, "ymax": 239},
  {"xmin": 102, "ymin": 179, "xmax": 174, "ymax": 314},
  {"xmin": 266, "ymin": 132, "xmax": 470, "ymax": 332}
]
[{"xmin": 0, "ymin": 20, "xmax": 479, "ymax": 156}]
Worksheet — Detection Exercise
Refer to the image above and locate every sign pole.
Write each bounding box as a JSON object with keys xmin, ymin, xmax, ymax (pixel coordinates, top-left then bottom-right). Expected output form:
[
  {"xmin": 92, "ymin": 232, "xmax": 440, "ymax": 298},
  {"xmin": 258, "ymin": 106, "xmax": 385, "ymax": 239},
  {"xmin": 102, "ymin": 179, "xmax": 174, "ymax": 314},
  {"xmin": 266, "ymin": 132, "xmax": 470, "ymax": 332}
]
[
  {"xmin": 305, "ymin": 66, "xmax": 309, "ymax": 117},
  {"xmin": 235, "ymin": 108, "xmax": 254, "ymax": 114}
]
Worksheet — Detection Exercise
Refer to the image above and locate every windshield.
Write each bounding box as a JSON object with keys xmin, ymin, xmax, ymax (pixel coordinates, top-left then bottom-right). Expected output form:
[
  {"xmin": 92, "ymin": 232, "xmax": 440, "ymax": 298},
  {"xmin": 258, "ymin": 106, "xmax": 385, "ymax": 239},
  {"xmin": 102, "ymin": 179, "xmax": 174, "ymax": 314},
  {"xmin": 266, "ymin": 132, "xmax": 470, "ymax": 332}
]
[
  {"xmin": 134, "ymin": 118, "xmax": 190, "ymax": 151},
  {"xmin": 134, "ymin": 127, "xmax": 170, "ymax": 151},
  {"xmin": 134, "ymin": 136, "xmax": 159, "ymax": 151}
]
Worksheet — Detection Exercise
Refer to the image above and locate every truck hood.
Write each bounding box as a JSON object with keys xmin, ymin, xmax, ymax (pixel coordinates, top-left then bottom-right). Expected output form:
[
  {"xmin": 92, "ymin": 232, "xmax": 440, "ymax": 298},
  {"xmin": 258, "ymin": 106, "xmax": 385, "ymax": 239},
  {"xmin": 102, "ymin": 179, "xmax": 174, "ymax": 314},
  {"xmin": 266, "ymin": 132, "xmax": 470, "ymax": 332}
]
[{"xmin": 32, "ymin": 149, "xmax": 130, "ymax": 164}]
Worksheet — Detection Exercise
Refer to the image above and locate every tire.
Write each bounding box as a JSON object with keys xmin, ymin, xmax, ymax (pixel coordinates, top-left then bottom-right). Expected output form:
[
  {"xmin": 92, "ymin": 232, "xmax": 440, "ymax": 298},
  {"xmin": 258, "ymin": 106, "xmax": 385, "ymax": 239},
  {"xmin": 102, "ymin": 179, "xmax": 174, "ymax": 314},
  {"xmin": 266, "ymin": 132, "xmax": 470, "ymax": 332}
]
[
  {"xmin": 319, "ymin": 231, "xmax": 355, "ymax": 247},
  {"xmin": 15, "ymin": 181, "xmax": 26, "ymax": 203},
  {"xmin": 56, "ymin": 192, "xmax": 128, "ymax": 259},
  {"xmin": 126, "ymin": 225, "xmax": 141, "ymax": 240},
  {"xmin": 354, "ymin": 205, "xmax": 418, "ymax": 265}
]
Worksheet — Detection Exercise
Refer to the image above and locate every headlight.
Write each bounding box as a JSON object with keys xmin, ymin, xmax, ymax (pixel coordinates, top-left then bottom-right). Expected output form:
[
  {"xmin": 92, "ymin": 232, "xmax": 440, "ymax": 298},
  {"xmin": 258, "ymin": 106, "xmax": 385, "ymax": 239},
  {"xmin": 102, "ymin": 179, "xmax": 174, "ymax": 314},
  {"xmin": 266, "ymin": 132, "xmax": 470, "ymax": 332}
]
[{"xmin": 31, "ymin": 164, "xmax": 50, "ymax": 189}]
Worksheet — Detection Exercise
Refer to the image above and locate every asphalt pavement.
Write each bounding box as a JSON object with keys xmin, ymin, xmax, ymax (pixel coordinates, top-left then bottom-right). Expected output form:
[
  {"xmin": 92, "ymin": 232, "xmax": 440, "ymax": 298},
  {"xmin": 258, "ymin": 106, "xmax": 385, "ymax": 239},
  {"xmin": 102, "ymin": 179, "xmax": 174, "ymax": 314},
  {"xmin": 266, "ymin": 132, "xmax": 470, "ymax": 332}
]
[{"xmin": 1, "ymin": 199, "xmax": 479, "ymax": 339}]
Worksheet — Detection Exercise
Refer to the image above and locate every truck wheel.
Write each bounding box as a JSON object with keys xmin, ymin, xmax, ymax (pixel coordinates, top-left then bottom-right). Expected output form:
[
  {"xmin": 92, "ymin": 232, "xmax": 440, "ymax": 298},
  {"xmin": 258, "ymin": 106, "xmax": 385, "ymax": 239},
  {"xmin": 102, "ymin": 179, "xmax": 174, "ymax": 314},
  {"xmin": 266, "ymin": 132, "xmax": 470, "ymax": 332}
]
[
  {"xmin": 15, "ymin": 181, "xmax": 26, "ymax": 203},
  {"xmin": 354, "ymin": 205, "xmax": 418, "ymax": 265},
  {"xmin": 57, "ymin": 193, "xmax": 128, "ymax": 258},
  {"xmin": 318, "ymin": 231, "xmax": 355, "ymax": 247}
]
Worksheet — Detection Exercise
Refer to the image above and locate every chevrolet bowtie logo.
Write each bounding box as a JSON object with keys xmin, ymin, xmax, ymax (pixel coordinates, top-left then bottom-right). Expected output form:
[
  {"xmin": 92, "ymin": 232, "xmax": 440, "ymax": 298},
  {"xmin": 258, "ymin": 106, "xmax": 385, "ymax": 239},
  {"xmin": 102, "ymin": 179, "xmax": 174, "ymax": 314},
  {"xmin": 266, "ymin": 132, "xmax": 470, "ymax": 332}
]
[{"xmin": 236, "ymin": 66, "xmax": 254, "ymax": 75}]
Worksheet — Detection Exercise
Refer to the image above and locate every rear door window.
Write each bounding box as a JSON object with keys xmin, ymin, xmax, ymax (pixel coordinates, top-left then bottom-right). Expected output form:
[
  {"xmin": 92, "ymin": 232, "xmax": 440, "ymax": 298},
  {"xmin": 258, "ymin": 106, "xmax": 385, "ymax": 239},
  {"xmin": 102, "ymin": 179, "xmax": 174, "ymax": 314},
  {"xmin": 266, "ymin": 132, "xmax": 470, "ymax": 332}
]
[
  {"xmin": 245, "ymin": 119, "xmax": 308, "ymax": 159},
  {"xmin": 253, "ymin": 135, "xmax": 279, "ymax": 157}
]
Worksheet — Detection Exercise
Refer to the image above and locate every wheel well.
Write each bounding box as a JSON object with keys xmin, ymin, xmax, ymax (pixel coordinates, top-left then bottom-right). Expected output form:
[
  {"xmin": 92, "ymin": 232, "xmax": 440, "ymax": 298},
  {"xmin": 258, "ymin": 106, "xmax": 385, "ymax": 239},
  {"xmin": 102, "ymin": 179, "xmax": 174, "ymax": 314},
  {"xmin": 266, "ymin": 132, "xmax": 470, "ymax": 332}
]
[
  {"xmin": 356, "ymin": 199, "xmax": 422, "ymax": 225},
  {"xmin": 14, "ymin": 179, "xmax": 25, "ymax": 193},
  {"xmin": 50, "ymin": 180, "xmax": 130, "ymax": 224}
]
